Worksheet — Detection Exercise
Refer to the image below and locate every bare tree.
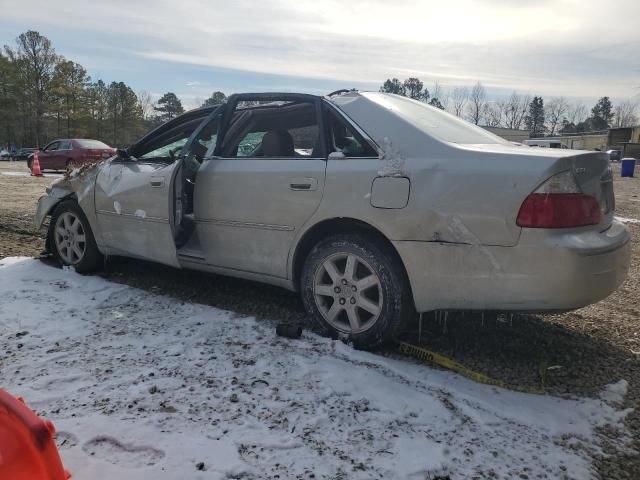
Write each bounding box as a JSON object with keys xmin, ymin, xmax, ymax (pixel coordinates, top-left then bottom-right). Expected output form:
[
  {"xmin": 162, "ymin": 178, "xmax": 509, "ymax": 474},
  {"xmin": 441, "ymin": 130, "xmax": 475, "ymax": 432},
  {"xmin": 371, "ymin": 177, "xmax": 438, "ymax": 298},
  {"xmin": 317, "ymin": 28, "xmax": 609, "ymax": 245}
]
[
  {"xmin": 545, "ymin": 96, "xmax": 569, "ymax": 136},
  {"xmin": 502, "ymin": 91, "xmax": 521, "ymax": 129},
  {"xmin": 566, "ymin": 101, "xmax": 588, "ymax": 126},
  {"xmin": 450, "ymin": 86, "xmax": 468, "ymax": 117},
  {"xmin": 137, "ymin": 90, "xmax": 155, "ymax": 121},
  {"xmin": 510, "ymin": 93, "xmax": 531, "ymax": 130},
  {"xmin": 467, "ymin": 82, "xmax": 487, "ymax": 125},
  {"xmin": 613, "ymin": 99, "xmax": 639, "ymax": 127},
  {"xmin": 483, "ymin": 101, "xmax": 504, "ymax": 127}
]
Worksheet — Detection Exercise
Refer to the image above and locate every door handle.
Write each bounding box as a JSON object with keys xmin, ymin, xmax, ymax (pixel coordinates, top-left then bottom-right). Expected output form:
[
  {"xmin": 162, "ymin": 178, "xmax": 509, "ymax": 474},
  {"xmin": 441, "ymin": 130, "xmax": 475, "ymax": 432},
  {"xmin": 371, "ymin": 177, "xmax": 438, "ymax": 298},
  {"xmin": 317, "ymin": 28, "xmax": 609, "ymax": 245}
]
[
  {"xmin": 150, "ymin": 176, "xmax": 165, "ymax": 188},
  {"xmin": 289, "ymin": 177, "xmax": 318, "ymax": 191}
]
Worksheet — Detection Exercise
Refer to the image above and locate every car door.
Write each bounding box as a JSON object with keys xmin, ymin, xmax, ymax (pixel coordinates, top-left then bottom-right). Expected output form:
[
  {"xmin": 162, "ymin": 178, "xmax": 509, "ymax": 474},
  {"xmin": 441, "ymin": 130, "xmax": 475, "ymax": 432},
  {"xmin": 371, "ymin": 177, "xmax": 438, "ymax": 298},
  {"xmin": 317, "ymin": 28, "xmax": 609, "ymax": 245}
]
[
  {"xmin": 191, "ymin": 94, "xmax": 327, "ymax": 278},
  {"xmin": 39, "ymin": 141, "xmax": 60, "ymax": 169},
  {"xmin": 94, "ymin": 108, "xmax": 217, "ymax": 266},
  {"xmin": 54, "ymin": 140, "xmax": 72, "ymax": 169}
]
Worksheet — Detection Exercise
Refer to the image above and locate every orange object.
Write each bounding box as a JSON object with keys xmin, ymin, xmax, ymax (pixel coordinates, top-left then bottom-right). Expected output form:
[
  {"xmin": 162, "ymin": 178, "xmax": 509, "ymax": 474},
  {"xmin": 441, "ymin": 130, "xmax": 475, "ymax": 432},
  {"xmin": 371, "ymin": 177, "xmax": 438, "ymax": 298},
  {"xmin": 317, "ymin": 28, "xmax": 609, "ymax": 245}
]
[
  {"xmin": 31, "ymin": 151, "xmax": 43, "ymax": 176},
  {"xmin": 0, "ymin": 389, "xmax": 71, "ymax": 480}
]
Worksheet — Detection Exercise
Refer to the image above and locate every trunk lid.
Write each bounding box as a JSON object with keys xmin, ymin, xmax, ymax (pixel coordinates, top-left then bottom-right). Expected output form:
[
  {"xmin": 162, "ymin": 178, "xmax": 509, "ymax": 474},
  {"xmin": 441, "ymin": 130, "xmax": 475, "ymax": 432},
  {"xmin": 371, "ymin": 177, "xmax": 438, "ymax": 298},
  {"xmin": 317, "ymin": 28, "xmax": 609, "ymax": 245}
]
[
  {"xmin": 82, "ymin": 148, "xmax": 114, "ymax": 161},
  {"xmin": 550, "ymin": 151, "xmax": 614, "ymax": 230}
]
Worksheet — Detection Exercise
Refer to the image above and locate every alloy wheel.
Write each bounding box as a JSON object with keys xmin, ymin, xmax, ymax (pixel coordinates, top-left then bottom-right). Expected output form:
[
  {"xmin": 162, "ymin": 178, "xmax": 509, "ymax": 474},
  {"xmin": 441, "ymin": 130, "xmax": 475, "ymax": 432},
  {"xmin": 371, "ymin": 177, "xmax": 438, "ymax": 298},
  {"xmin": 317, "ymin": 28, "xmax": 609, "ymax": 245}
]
[
  {"xmin": 313, "ymin": 252, "xmax": 383, "ymax": 334},
  {"xmin": 54, "ymin": 212, "xmax": 87, "ymax": 265}
]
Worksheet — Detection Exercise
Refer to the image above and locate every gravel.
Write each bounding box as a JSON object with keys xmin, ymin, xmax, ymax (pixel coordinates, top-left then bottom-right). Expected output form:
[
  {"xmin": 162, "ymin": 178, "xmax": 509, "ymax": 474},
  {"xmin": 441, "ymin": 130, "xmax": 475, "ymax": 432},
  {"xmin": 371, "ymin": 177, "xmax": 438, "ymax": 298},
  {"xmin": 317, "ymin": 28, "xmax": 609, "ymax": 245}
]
[{"xmin": 1, "ymin": 160, "xmax": 638, "ymax": 478}]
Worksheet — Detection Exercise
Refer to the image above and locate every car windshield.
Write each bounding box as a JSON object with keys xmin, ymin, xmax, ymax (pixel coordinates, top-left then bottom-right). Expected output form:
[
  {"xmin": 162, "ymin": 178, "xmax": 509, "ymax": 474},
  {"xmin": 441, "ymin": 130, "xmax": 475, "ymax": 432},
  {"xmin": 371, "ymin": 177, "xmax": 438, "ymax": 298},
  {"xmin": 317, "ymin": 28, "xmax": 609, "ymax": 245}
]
[
  {"xmin": 363, "ymin": 92, "xmax": 510, "ymax": 145},
  {"xmin": 76, "ymin": 139, "xmax": 110, "ymax": 148}
]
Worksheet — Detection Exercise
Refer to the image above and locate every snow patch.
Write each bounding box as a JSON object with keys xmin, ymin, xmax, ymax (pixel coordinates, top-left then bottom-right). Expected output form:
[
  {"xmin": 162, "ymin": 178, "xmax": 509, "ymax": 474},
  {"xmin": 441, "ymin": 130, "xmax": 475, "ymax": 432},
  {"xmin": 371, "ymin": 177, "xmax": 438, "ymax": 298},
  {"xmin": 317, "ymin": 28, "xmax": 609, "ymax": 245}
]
[
  {"xmin": 0, "ymin": 257, "xmax": 632, "ymax": 480},
  {"xmin": 0, "ymin": 256, "xmax": 31, "ymax": 266},
  {"xmin": 134, "ymin": 209, "xmax": 146, "ymax": 219},
  {"xmin": 615, "ymin": 216, "xmax": 640, "ymax": 224},
  {"xmin": 600, "ymin": 379, "xmax": 629, "ymax": 406}
]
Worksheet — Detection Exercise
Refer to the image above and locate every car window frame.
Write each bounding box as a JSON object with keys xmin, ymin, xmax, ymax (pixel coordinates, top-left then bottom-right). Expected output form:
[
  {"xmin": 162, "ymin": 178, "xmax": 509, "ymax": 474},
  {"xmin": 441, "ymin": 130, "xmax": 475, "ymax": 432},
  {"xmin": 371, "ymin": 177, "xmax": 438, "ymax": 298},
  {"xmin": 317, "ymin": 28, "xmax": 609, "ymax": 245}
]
[
  {"xmin": 43, "ymin": 141, "xmax": 60, "ymax": 152},
  {"xmin": 213, "ymin": 93, "xmax": 327, "ymax": 161},
  {"xmin": 116, "ymin": 106, "xmax": 220, "ymax": 165},
  {"xmin": 323, "ymin": 100, "xmax": 382, "ymax": 159},
  {"xmin": 183, "ymin": 110, "xmax": 224, "ymax": 160}
]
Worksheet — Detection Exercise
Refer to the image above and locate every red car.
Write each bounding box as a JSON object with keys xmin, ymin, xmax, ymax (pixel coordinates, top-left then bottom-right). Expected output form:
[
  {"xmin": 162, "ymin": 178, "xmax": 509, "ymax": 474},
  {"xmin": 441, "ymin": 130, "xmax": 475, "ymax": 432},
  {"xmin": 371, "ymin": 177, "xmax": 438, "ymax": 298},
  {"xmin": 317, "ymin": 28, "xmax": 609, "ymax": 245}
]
[{"xmin": 28, "ymin": 139, "xmax": 116, "ymax": 172}]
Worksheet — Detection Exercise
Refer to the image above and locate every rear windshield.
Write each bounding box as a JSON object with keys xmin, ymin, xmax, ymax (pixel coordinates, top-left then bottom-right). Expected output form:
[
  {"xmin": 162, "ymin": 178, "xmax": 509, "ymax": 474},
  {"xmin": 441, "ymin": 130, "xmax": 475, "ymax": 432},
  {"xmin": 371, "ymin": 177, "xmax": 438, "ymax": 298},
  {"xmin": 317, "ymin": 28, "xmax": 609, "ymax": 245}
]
[
  {"xmin": 363, "ymin": 92, "xmax": 510, "ymax": 145},
  {"xmin": 76, "ymin": 140, "xmax": 110, "ymax": 149}
]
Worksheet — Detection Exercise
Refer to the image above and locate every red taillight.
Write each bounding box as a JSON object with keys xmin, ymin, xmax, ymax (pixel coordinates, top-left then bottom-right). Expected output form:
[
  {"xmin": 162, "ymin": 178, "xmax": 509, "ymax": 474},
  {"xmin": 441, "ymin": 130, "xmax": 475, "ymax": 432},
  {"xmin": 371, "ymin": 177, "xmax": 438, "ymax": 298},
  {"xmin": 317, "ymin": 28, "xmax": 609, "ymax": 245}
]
[
  {"xmin": 516, "ymin": 193, "xmax": 601, "ymax": 228},
  {"xmin": 516, "ymin": 170, "xmax": 601, "ymax": 228}
]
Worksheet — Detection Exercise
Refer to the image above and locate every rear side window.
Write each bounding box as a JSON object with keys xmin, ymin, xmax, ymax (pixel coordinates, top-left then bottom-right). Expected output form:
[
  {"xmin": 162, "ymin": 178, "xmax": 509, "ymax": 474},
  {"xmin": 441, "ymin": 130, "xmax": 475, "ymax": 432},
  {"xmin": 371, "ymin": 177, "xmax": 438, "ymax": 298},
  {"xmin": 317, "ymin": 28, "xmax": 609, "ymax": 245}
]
[
  {"xmin": 326, "ymin": 108, "xmax": 378, "ymax": 157},
  {"xmin": 59, "ymin": 140, "xmax": 72, "ymax": 150},
  {"xmin": 76, "ymin": 140, "xmax": 109, "ymax": 149},
  {"xmin": 363, "ymin": 92, "xmax": 509, "ymax": 145},
  {"xmin": 221, "ymin": 99, "xmax": 321, "ymax": 158}
]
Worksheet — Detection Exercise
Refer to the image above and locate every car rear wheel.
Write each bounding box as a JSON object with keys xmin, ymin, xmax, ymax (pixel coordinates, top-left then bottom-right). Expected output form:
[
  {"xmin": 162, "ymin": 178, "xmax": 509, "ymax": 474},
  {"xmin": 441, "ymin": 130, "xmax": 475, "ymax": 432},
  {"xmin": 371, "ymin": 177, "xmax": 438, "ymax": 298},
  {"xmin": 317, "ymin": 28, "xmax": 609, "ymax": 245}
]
[
  {"xmin": 49, "ymin": 200, "xmax": 102, "ymax": 273},
  {"xmin": 301, "ymin": 234, "xmax": 411, "ymax": 349}
]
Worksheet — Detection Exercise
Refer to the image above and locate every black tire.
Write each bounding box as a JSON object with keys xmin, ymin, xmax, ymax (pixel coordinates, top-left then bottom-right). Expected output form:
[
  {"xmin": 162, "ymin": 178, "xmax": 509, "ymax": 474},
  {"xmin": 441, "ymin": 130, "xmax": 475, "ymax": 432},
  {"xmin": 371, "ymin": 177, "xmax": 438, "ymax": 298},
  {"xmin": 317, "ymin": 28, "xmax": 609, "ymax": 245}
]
[
  {"xmin": 48, "ymin": 200, "xmax": 103, "ymax": 273},
  {"xmin": 301, "ymin": 233, "xmax": 411, "ymax": 349}
]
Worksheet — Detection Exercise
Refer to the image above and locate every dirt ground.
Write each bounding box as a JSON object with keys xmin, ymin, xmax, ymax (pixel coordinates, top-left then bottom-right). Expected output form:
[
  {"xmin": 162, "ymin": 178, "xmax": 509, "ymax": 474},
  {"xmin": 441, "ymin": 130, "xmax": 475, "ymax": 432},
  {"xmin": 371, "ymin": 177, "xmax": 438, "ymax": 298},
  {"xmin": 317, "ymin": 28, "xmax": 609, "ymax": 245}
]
[{"xmin": 1, "ymin": 160, "xmax": 639, "ymax": 478}]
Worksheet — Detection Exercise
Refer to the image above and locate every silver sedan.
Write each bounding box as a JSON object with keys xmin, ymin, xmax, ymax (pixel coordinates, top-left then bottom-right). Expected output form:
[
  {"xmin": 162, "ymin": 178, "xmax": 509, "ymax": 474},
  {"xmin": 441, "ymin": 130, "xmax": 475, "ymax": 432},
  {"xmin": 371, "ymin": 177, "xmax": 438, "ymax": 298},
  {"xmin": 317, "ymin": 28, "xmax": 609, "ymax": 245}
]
[{"xmin": 35, "ymin": 91, "xmax": 631, "ymax": 349}]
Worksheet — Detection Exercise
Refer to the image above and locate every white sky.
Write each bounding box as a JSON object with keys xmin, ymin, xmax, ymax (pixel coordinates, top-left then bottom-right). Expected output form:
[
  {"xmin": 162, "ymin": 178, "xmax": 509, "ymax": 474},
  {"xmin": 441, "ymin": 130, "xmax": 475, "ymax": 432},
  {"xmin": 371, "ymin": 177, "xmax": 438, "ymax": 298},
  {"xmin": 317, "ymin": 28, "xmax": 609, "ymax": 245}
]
[{"xmin": 1, "ymin": 0, "xmax": 639, "ymax": 101}]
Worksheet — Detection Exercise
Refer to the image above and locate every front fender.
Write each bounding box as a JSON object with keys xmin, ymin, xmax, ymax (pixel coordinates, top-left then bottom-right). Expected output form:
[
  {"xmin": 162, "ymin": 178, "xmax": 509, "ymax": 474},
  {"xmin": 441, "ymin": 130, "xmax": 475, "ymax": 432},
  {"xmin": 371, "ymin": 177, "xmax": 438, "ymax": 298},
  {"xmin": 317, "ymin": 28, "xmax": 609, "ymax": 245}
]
[{"xmin": 34, "ymin": 187, "xmax": 74, "ymax": 230}]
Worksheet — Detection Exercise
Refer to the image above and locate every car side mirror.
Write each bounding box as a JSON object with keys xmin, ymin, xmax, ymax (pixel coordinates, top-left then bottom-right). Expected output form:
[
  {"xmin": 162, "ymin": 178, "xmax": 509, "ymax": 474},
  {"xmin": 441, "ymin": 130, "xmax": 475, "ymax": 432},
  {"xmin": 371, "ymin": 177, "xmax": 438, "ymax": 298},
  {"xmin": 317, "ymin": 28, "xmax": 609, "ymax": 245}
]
[{"xmin": 328, "ymin": 151, "xmax": 346, "ymax": 159}]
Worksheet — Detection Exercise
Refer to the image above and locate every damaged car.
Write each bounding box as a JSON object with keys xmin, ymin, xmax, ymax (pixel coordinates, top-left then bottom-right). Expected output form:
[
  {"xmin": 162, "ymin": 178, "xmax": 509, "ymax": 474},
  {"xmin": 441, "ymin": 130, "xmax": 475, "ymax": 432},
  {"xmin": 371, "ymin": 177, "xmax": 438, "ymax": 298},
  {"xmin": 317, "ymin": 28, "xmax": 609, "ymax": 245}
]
[{"xmin": 35, "ymin": 91, "xmax": 631, "ymax": 348}]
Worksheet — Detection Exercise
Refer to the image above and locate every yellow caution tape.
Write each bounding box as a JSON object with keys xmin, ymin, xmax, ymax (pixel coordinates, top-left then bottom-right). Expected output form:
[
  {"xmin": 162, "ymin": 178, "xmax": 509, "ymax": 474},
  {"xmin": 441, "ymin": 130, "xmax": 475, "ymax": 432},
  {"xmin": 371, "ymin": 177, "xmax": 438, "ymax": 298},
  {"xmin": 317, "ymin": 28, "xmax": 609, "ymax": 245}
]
[{"xmin": 397, "ymin": 341, "xmax": 546, "ymax": 395}]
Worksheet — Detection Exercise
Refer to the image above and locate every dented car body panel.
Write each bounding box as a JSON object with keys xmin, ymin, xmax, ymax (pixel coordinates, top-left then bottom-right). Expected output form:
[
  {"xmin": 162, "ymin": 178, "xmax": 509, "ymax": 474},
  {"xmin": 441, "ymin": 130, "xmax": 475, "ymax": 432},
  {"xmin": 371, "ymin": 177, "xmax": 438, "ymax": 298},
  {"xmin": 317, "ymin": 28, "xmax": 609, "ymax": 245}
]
[
  {"xmin": 35, "ymin": 92, "xmax": 630, "ymax": 313},
  {"xmin": 94, "ymin": 159, "xmax": 181, "ymax": 266}
]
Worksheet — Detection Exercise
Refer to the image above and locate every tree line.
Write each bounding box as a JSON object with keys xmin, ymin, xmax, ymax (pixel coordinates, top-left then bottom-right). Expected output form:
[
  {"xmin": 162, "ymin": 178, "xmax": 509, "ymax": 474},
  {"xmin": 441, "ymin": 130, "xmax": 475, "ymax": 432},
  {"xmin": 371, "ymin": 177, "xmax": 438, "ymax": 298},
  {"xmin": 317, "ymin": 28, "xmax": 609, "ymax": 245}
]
[
  {"xmin": 0, "ymin": 30, "xmax": 201, "ymax": 150},
  {"xmin": 1, "ymin": 30, "xmax": 637, "ymax": 149},
  {"xmin": 379, "ymin": 77, "xmax": 639, "ymax": 138}
]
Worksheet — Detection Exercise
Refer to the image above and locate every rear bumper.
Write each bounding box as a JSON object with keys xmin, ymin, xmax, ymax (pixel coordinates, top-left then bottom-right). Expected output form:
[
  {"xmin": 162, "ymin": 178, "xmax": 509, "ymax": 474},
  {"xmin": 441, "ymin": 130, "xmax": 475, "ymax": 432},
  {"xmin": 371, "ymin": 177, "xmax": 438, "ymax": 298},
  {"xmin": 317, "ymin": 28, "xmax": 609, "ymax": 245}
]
[{"xmin": 394, "ymin": 219, "xmax": 631, "ymax": 312}]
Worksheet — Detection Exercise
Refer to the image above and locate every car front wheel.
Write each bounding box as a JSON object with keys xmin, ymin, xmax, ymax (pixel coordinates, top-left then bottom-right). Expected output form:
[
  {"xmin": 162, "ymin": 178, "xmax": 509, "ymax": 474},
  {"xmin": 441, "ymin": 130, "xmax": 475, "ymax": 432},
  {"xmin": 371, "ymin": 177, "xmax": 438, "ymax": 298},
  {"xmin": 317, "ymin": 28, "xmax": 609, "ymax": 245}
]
[
  {"xmin": 301, "ymin": 234, "xmax": 411, "ymax": 349},
  {"xmin": 49, "ymin": 200, "xmax": 102, "ymax": 273}
]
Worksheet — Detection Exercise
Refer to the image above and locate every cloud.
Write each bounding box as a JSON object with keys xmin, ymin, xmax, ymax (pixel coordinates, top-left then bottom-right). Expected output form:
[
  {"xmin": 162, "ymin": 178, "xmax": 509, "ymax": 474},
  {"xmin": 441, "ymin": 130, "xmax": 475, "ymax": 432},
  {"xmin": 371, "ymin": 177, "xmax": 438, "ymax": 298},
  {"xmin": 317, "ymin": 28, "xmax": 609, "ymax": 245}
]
[{"xmin": 2, "ymin": 0, "xmax": 639, "ymax": 99}]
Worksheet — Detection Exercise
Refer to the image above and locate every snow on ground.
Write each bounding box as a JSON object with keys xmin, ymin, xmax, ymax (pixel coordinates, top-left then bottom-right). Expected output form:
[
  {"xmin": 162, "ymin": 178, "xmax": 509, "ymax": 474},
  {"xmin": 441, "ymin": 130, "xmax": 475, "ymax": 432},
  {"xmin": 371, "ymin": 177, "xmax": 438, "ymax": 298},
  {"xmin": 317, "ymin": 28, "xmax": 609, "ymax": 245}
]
[
  {"xmin": 616, "ymin": 216, "xmax": 640, "ymax": 225},
  {"xmin": 0, "ymin": 258, "xmax": 631, "ymax": 479}
]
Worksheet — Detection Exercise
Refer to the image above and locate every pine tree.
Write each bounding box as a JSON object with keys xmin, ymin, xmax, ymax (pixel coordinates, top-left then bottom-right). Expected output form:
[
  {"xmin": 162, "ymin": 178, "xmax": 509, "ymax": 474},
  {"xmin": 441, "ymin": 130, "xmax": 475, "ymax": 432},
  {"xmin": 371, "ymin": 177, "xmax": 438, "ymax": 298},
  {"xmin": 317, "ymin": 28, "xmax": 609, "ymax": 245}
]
[
  {"xmin": 379, "ymin": 78, "xmax": 405, "ymax": 95},
  {"xmin": 590, "ymin": 96, "xmax": 614, "ymax": 130},
  {"xmin": 154, "ymin": 92, "xmax": 184, "ymax": 121},
  {"xmin": 50, "ymin": 60, "xmax": 90, "ymax": 137},
  {"xmin": 525, "ymin": 96, "xmax": 546, "ymax": 138},
  {"xmin": 86, "ymin": 80, "xmax": 109, "ymax": 140},
  {"xmin": 4, "ymin": 31, "xmax": 59, "ymax": 146},
  {"xmin": 403, "ymin": 78, "xmax": 426, "ymax": 100},
  {"xmin": 429, "ymin": 97, "xmax": 444, "ymax": 110},
  {"xmin": 0, "ymin": 53, "xmax": 19, "ymax": 148},
  {"xmin": 202, "ymin": 91, "xmax": 227, "ymax": 107}
]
